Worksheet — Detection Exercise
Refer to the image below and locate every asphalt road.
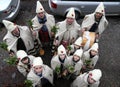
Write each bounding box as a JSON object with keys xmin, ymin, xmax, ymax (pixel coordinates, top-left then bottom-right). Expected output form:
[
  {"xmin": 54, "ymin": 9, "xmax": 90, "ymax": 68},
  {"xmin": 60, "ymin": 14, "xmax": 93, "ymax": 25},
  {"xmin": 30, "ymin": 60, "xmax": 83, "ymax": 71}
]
[{"xmin": 0, "ymin": 0, "xmax": 120, "ymax": 87}]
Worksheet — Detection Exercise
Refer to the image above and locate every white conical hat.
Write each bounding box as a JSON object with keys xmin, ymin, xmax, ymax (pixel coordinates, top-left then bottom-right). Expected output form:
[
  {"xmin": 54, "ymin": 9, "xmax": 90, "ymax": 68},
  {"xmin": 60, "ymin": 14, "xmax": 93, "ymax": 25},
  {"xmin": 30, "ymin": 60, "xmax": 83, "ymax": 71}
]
[
  {"xmin": 74, "ymin": 37, "xmax": 82, "ymax": 46},
  {"xmin": 58, "ymin": 45, "xmax": 66, "ymax": 55},
  {"xmin": 66, "ymin": 8, "xmax": 75, "ymax": 19},
  {"xmin": 33, "ymin": 57, "xmax": 43, "ymax": 67},
  {"xmin": 95, "ymin": 2, "xmax": 105, "ymax": 14},
  {"xmin": 74, "ymin": 49, "xmax": 83, "ymax": 58},
  {"xmin": 89, "ymin": 69, "xmax": 102, "ymax": 81},
  {"xmin": 36, "ymin": 1, "xmax": 45, "ymax": 13},
  {"xmin": 2, "ymin": 20, "xmax": 17, "ymax": 32},
  {"xmin": 16, "ymin": 50, "xmax": 28, "ymax": 60},
  {"xmin": 90, "ymin": 43, "xmax": 98, "ymax": 52}
]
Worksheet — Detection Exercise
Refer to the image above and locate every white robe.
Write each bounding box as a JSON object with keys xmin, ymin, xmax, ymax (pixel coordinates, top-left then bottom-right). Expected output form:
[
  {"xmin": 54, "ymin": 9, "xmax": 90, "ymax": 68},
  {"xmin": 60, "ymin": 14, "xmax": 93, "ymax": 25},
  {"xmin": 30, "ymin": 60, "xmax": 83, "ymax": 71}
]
[
  {"xmin": 32, "ymin": 13, "xmax": 55, "ymax": 43},
  {"xmin": 3, "ymin": 26, "xmax": 35, "ymax": 55},
  {"xmin": 82, "ymin": 50, "xmax": 99, "ymax": 67},
  {"xmin": 51, "ymin": 55, "xmax": 70, "ymax": 70},
  {"xmin": 81, "ymin": 13, "xmax": 108, "ymax": 35},
  {"xmin": 68, "ymin": 44, "xmax": 82, "ymax": 56},
  {"xmin": 71, "ymin": 73, "xmax": 100, "ymax": 87},
  {"xmin": 68, "ymin": 56, "xmax": 83, "ymax": 75},
  {"xmin": 55, "ymin": 19, "xmax": 81, "ymax": 45},
  {"xmin": 17, "ymin": 55, "xmax": 35, "ymax": 76},
  {"xmin": 27, "ymin": 64, "xmax": 53, "ymax": 87}
]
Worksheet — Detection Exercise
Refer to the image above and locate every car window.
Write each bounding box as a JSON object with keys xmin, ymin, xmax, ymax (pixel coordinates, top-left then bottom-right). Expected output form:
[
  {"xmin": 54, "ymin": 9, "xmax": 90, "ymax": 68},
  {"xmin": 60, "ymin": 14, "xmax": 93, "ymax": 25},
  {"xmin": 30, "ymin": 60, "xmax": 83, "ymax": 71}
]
[
  {"xmin": 104, "ymin": 0, "xmax": 120, "ymax": 1},
  {"xmin": 61, "ymin": 0, "xmax": 103, "ymax": 1},
  {"xmin": 61, "ymin": 0, "xmax": 120, "ymax": 1}
]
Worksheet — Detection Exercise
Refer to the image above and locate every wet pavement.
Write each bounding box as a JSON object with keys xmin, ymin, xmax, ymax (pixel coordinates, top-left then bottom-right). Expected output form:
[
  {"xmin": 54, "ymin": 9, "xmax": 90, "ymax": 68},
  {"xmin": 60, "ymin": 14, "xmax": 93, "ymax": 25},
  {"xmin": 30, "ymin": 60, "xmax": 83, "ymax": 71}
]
[{"xmin": 0, "ymin": 0, "xmax": 120, "ymax": 87}]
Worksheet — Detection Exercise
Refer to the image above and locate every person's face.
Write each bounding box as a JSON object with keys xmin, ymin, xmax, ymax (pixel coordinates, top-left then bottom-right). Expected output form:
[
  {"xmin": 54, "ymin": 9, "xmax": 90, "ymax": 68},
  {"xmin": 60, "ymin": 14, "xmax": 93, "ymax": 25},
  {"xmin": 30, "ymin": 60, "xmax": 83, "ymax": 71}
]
[
  {"xmin": 21, "ymin": 57, "xmax": 29, "ymax": 65},
  {"xmin": 87, "ymin": 75, "xmax": 96, "ymax": 84},
  {"xmin": 73, "ymin": 55, "xmax": 80, "ymax": 61},
  {"xmin": 66, "ymin": 17, "xmax": 74, "ymax": 25},
  {"xmin": 59, "ymin": 54, "xmax": 66, "ymax": 60},
  {"xmin": 95, "ymin": 12, "xmax": 103, "ymax": 19},
  {"xmin": 11, "ymin": 27, "xmax": 20, "ymax": 37},
  {"xmin": 37, "ymin": 12, "xmax": 45, "ymax": 18},
  {"xmin": 90, "ymin": 50, "xmax": 98, "ymax": 56},
  {"xmin": 34, "ymin": 65, "xmax": 43, "ymax": 74}
]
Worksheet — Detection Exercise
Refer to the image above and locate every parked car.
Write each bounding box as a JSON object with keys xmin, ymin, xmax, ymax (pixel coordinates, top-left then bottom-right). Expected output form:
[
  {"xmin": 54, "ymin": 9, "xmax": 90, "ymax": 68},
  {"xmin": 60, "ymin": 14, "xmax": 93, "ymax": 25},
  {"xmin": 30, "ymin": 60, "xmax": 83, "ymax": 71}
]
[
  {"xmin": 49, "ymin": 0, "xmax": 120, "ymax": 19},
  {"xmin": 0, "ymin": 0, "xmax": 20, "ymax": 23}
]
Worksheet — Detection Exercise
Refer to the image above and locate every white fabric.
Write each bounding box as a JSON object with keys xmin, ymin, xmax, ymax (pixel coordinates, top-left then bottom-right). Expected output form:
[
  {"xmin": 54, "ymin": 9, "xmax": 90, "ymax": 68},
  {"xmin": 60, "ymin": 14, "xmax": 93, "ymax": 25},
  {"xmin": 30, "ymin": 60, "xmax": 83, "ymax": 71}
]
[
  {"xmin": 82, "ymin": 50, "xmax": 99, "ymax": 67},
  {"xmin": 33, "ymin": 57, "xmax": 43, "ymax": 67},
  {"xmin": 66, "ymin": 8, "xmax": 75, "ymax": 18},
  {"xmin": 27, "ymin": 64, "xmax": 53, "ymax": 87},
  {"xmin": 89, "ymin": 69, "xmax": 102, "ymax": 81},
  {"xmin": 36, "ymin": 1, "xmax": 45, "ymax": 13},
  {"xmin": 3, "ymin": 26, "xmax": 35, "ymax": 55},
  {"xmin": 71, "ymin": 72, "xmax": 100, "ymax": 87},
  {"xmin": 81, "ymin": 13, "xmax": 108, "ymax": 35},
  {"xmin": 16, "ymin": 50, "xmax": 28, "ymax": 60},
  {"xmin": 74, "ymin": 49, "xmax": 83, "ymax": 58},
  {"xmin": 32, "ymin": 13, "xmax": 55, "ymax": 43},
  {"xmin": 57, "ymin": 45, "xmax": 66, "ymax": 55},
  {"xmin": 68, "ymin": 56, "xmax": 83, "ymax": 75},
  {"xmin": 51, "ymin": 55, "xmax": 69, "ymax": 70},
  {"xmin": 83, "ymin": 31, "xmax": 91, "ymax": 51},
  {"xmin": 74, "ymin": 37, "xmax": 82, "ymax": 46},
  {"xmin": 90, "ymin": 43, "xmax": 98, "ymax": 52},
  {"xmin": 95, "ymin": 2, "xmax": 105, "ymax": 15},
  {"xmin": 17, "ymin": 55, "xmax": 35, "ymax": 76},
  {"xmin": 55, "ymin": 19, "xmax": 80, "ymax": 45},
  {"xmin": 2, "ymin": 20, "xmax": 17, "ymax": 32}
]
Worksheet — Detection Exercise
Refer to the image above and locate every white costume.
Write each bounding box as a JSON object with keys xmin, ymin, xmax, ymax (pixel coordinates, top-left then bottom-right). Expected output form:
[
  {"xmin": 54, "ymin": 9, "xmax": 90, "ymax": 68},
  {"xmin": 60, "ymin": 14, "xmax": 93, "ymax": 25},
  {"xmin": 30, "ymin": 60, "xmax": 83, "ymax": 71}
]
[
  {"xmin": 81, "ymin": 2, "xmax": 108, "ymax": 35},
  {"xmin": 55, "ymin": 8, "xmax": 80, "ymax": 45},
  {"xmin": 16, "ymin": 50, "xmax": 35, "ymax": 76},
  {"xmin": 81, "ymin": 3, "xmax": 108, "ymax": 51},
  {"xmin": 71, "ymin": 69, "xmax": 102, "ymax": 87},
  {"xmin": 51, "ymin": 45, "xmax": 69, "ymax": 70},
  {"xmin": 32, "ymin": 1, "xmax": 55, "ymax": 44},
  {"xmin": 69, "ymin": 37, "xmax": 83, "ymax": 55},
  {"xmin": 82, "ymin": 43, "xmax": 99, "ymax": 67},
  {"xmin": 68, "ymin": 49, "xmax": 83, "ymax": 75},
  {"xmin": 27, "ymin": 57, "xmax": 53, "ymax": 87},
  {"xmin": 2, "ymin": 20, "xmax": 35, "ymax": 55}
]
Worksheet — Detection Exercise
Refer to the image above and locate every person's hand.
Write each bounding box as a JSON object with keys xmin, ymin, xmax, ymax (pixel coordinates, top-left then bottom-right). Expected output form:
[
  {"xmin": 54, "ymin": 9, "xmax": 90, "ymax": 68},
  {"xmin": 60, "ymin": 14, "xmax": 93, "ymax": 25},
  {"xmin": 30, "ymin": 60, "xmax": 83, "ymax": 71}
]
[
  {"xmin": 81, "ymin": 28, "xmax": 87, "ymax": 33},
  {"xmin": 51, "ymin": 32, "xmax": 55, "ymax": 38},
  {"xmin": 32, "ymin": 31, "xmax": 37, "ymax": 36},
  {"xmin": 53, "ymin": 39, "xmax": 59, "ymax": 46},
  {"xmin": 9, "ymin": 51, "xmax": 15, "ymax": 57}
]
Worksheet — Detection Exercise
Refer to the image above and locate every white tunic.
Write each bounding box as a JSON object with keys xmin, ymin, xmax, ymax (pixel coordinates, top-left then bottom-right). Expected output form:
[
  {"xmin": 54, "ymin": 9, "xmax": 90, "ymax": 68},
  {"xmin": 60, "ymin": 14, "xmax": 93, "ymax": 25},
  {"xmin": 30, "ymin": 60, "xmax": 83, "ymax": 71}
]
[
  {"xmin": 68, "ymin": 56, "xmax": 83, "ymax": 75},
  {"xmin": 81, "ymin": 13, "xmax": 108, "ymax": 35},
  {"xmin": 17, "ymin": 55, "xmax": 35, "ymax": 76},
  {"xmin": 71, "ymin": 73, "xmax": 100, "ymax": 87},
  {"xmin": 82, "ymin": 50, "xmax": 99, "ymax": 67},
  {"xmin": 32, "ymin": 13, "xmax": 55, "ymax": 42},
  {"xmin": 3, "ymin": 26, "xmax": 35, "ymax": 55},
  {"xmin": 55, "ymin": 19, "xmax": 81, "ymax": 45},
  {"xmin": 27, "ymin": 64, "xmax": 53, "ymax": 87},
  {"xmin": 51, "ymin": 55, "xmax": 69, "ymax": 70}
]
